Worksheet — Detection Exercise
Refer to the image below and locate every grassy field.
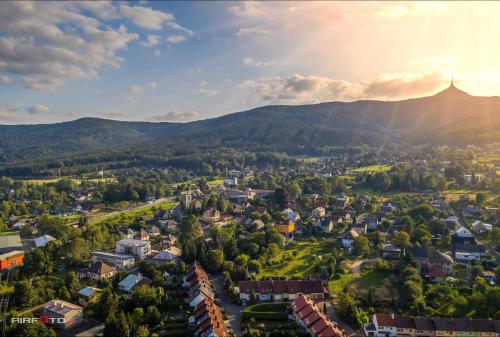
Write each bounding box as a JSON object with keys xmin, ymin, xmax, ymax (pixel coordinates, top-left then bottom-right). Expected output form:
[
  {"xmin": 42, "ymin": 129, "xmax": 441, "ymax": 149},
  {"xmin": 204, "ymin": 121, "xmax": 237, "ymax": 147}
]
[
  {"xmin": 242, "ymin": 303, "xmax": 289, "ymax": 321},
  {"xmin": 351, "ymin": 165, "xmax": 392, "ymax": 173},
  {"xmin": 20, "ymin": 177, "xmax": 114, "ymax": 185},
  {"xmin": 256, "ymin": 240, "xmax": 335, "ymax": 279},
  {"xmin": 90, "ymin": 201, "xmax": 177, "ymax": 226},
  {"xmin": 327, "ymin": 271, "xmax": 355, "ymax": 294}
]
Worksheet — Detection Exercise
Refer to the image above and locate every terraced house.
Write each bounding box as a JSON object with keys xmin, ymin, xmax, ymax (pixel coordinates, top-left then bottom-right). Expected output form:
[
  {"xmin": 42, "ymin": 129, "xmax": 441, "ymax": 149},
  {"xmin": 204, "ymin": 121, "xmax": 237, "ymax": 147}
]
[
  {"xmin": 238, "ymin": 279, "xmax": 328, "ymax": 304},
  {"xmin": 364, "ymin": 314, "xmax": 499, "ymax": 337}
]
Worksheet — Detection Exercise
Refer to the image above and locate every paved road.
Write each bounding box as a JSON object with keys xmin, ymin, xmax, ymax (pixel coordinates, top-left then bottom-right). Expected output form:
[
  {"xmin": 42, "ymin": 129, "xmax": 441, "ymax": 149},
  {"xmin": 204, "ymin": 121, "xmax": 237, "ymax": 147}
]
[
  {"xmin": 212, "ymin": 274, "xmax": 243, "ymax": 337},
  {"xmin": 325, "ymin": 303, "xmax": 356, "ymax": 337}
]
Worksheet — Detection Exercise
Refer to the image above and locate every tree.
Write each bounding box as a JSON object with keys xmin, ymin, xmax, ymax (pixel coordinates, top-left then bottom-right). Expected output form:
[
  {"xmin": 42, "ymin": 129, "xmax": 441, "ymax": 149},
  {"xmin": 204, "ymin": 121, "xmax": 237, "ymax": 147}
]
[
  {"xmin": 206, "ymin": 249, "xmax": 224, "ymax": 273},
  {"xmin": 352, "ymin": 236, "xmax": 370, "ymax": 257},
  {"xmin": 287, "ymin": 181, "xmax": 302, "ymax": 199},
  {"xmin": 336, "ymin": 292, "xmax": 365, "ymax": 328},
  {"xmin": 248, "ymin": 260, "xmax": 262, "ymax": 273},
  {"xmin": 394, "ymin": 231, "xmax": 411, "ymax": 249},
  {"xmin": 475, "ymin": 193, "xmax": 486, "ymax": 205},
  {"xmin": 427, "ymin": 219, "xmax": 447, "ymax": 235},
  {"xmin": 14, "ymin": 280, "xmax": 40, "ymax": 308}
]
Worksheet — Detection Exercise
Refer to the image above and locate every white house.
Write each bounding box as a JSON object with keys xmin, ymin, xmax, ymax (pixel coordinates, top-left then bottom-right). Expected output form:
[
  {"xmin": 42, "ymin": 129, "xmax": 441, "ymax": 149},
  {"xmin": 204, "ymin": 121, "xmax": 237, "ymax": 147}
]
[
  {"xmin": 115, "ymin": 239, "xmax": 151, "ymax": 260},
  {"xmin": 283, "ymin": 208, "xmax": 300, "ymax": 222},
  {"xmin": 91, "ymin": 251, "xmax": 135, "ymax": 269},
  {"xmin": 454, "ymin": 226, "xmax": 473, "ymax": 238},
  {"xmin": 311, "ymin": 207, "xmax": 325, "ymax": 219},
  {"xmin": 340, "ymin": 229, "xmax": 359, "ymax": 249}
]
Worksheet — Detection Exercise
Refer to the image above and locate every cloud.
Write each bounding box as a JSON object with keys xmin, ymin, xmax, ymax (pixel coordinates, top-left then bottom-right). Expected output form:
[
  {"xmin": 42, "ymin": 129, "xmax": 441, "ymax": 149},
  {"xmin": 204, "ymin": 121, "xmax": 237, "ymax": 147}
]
[
  {"xmin": 187, "ymin": 68, "xmax": 202, "ymax": 74},
  {"xmin": 140, "ymin": 34, "xmax": 161, "ymax": 47},
  {"xmin": 166, "ymin": 35, "xmax": 186, "ymax": 44},
  {"xmin": 149, "ymin": 81, "xmax": 158, "ymax": 89},
  {"xmin": 0, "ymin": 75, "xmax": 14, "ymax": 84},
  {"xmin": 363, "ymin": 72, "xmax": 444, "ymax": 97},
  {"xmin": 243, "ymin": 57, "xmax": 274, "ymax": 67},
  {"xmin": 0, "ymin": 104, "xmax": 20, "ymax": 122},
  {"xmin": 101, "ymin": 111, "xmax": 128, "ymax": 119},
  {"xmin": 240, "ymin": 72, "xmax": 450, "ymax": 105},
  {"xmin": 0, "ymin": 2, "xmax": 142, "ymax": 91},
  {"xmin": 153, "ymin": 50, "xmax": 161, "ymax": 57},
  {"xmin": 150, "ymin": 111, "xmax": 201, "ymax": 122},
  {"xmin": 199, "ymin": 81, "xmax": 217, "ymax": 97},
  {"xmin": 228, "ymin": 2, "xmax": 267, "ymax": 17},
  {"xmin": 235, "ymin": 27, "xmax": 271, "ymax": 38},
  {"xmin": 27, "ymin": 104, "xmax": 50, "ymax": 114},
  {"xmin": 130, "ymin": 85, "xmax": 144, "ymax": 95},
  {"xmin": 120, "ymin": 4, "xmax": 182, "ymax": 31}
]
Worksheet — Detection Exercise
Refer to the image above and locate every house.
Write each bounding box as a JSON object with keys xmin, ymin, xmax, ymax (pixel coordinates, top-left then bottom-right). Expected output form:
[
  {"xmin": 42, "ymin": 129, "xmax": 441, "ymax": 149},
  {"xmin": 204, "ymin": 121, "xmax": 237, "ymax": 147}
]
[
  {"xmin": 335, "ymin": 194, "xmax": 349, "ymax": 208},
  {"xmin": 443, "ymin": 216, "xmax": 459, "ymax": 231},
  {"xmin": 311, "ymin": 207, "xmax": 326, "ymax": 219},
  {"xmin": 454, "ymin": 226, "xmax": 473, "ymax": 238},
  {"xmin": 115, "ymin": 238, "xmax": 151, "ymax": 260},
  {"xmin": 471, "ymin": 220, "xmax": 492, "ymax": 233},
  {"xmin": 0, "ymin": 250, "xmax": 24, "ymax": 270},
  {"xmin": 149, "ymin": 225, "xmax": 161, "ymax": 237},
  {"xmin": 162, "ymin": 234, "xmax": 177, "ymax": 247},
  {"xmin": 86, "ymin": 261, "xmax": 117, "ymax": 281},
  {"xmin": 181, "ymin": 193, "xmax": 193, "ymax": 208},
  {"xmin": 247, "ymin": 219, "xmax": 265, "ymax": 231},
  {"xmin": 274, "ymin": 219, "xmax": 295, "ymax": 235},
  {"xmin": 429, "ymin": 268, "xmax": 446, "ymax": 283},
  {"xmin": 136, "ymin": 229, "xmax": 150, "ymax": 241},
  {"xmin": 183, "ymin": 263, "xmax": 215, "ymax": 308},
  {"xmin": 118, "ymin": 273, "xmax": 152, "ymax": 293},
  {"xmin": 283, "ymin": 208, "xmax": 300, "ymax": 222},
  {"xmin": 380, "ymin": 202, "xmax": 397, "ymax": 215},
  {"xmin": 193, "ymin": 298, "xmax": 229, "ymax": 337},
  {"xmin": 224, "ymin": 177, "xmax": 238, "ymax": 186},
  {"xmin": 363, "ymin": 214, "xmax": 380, "ymax": 231},
  {"xmin": 203, "ymin": 208, "xmax": 221, "ymax": 223},
  {"xmin": 340, "ymin": 229, "xmax": 359, "ymax": 249},
  {"xmin": 291, "ymin": 294, "xmax": 345, "ymax": 337},
  {"xmin": 21, "ymin": 234, "xmax": 56, "ymax": 249},
  {"xmin": 316, "ymin": 218, "xmax": 334, "ymax": 232},
  {"xmin": 91, "ymin": 251, "xmax": 135, "ymax": 269},
  {"xmin": 78, "ymin": 287, "xmax": 100, "ymax": 307},
  {"xmin": 0, "ymin": 232, "xmax": 23, "ymax": 254},
  {"xmin": 238, "ymin": 279, "xmax": 328, "ymax": 303},
  {"xmin": 382, "ymin": 244, "xmax": 401, "ymax": 259},
  {"xmin": 40, "ymin": 300, "xmax": 83, "ymax": 329},
  {"xmin": 462, "ymin": 205, "xmax": 481, "ymax": 218},
  {"xmin": 352, "ymin": 223, "xmax": 367, "ymax": 235},
  {"xmin": 453, "ymin": 244, "xmax": 487, "ymax": 261},
  {"xmin": 364, "ymin": 314, "xmax": 499, "ymax": 337},
  {"xmin": 153, "ymin": 247, "xmax": 182, "ymax": 265}
]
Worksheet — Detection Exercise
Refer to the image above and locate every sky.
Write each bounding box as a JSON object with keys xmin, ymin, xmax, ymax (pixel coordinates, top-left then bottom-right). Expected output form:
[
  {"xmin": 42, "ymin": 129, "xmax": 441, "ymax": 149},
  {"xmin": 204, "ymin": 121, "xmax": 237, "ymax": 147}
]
[{"xmin": 1, "ymin": 1, "xmax": 500, "ymax": 124}]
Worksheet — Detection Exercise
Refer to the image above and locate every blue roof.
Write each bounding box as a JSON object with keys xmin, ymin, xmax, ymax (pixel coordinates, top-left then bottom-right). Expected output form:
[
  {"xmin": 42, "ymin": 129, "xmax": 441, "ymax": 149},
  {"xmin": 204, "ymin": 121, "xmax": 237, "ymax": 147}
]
[
  {"xmin": 118, "ymin": 274, "xmax": 141, "ymax": 291},
  {"xmin": 78, "ymin": 287, "xmax": 98, "ymax": 297}
]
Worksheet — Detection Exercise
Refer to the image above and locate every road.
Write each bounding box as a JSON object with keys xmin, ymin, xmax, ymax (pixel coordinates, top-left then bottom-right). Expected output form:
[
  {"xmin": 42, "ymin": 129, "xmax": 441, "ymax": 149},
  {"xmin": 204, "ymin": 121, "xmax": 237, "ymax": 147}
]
[
  {"xmin": 212, "ymin": 274, "xmax": 243, "ymax": 337},
  {"xmin": 325, "ymin": 302, "xmax": 356, "ymax": 337}
]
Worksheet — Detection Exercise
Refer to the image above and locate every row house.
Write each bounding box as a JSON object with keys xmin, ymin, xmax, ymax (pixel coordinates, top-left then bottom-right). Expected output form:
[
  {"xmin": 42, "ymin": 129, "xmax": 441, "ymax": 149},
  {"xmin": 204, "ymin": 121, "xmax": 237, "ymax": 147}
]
[
  {"xmin": 183, "ymin": 263, "xmax": 215, "ymax": 308},
  {"xmin": 238, "ymin": 279, "xmax": 328, "ymax": 304},
  {"xmin": 292, "ymin": 294, "xmax": 345, "ymax": 337},
  {"xmin": 364, "ymin": 313, "xmax": 499, "ymax": 337},
  {"xmin": 192, "ymin": 298, "xmax": 229, "ymax": 337}
]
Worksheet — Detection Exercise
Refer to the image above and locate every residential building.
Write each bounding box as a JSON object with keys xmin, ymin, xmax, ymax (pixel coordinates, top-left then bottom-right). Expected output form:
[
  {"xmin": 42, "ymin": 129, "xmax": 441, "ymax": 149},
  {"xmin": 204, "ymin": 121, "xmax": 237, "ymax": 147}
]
[
  {"xmin": 40, "ymin": 300, "xmax": 83, "ymax": 329},
  {"xmin": 91, "ymin": 251, "xmax": 135, "ymax": 269},
  {"xmin": 364, "ymin": 314, "xmax": 499, "ymax": 337},
  {"xmin": 316, "ymin": 218, "xmax": 334, "ymax": 232},
  {"xmin": 291, "ymin": 294, "xmax": 345, "ymax": 337},
  {"xmin": 183, "ymin": 263, "xmax": 215, "ymax": 308},
  {"xmin": 382, "ymin": 244, "xmax": 401, "ymax": 260},
  {"xmin": 86, "ymin": 261, "xmax": 117, "ymax": 281},
  {"xmin": 0, "ymin": 232, "xmax": 23, "ymax": 254},
  {"xmin": 312, "ymin": 207, "xmax": 326, "ymax": 219},
  {"xmin": 78, "ymin": 287, "xmax": 100, "ymax": 307},
  {"xmin": 153, "ymin": 247, "xmax": 182, "ymax": 265},
  {"xmin": 0, "ymin": 250, "xmax": 24, "ymax": 270},
  {"xmin": 162, "ymin": 234, "xmax": 177, "ymax": 247},
  {"xmin": 283, "ymin": 208, "xmax": 301, "ymax": 222},
  {"xmin": 453, "ymin": 244, "xmax": 487, "ymax": 261},
  {"xmin": 340, "ymin": 229, "xmax": 359, "ymax": 249},
  {"xmin": 193, "ymin": 298, "xmax": 229, "ymax": 337},
  {"xmin": 115, "ymin": 238, "xmax": 151, "ymax": 260},
  {"xmin": 118, "ymin": 273, "xmax": 152, "ymax": 293},
  {"xmin": 203, "ymin": 208, "xmax": 221, "ymax": 223},
  {"xmin": 238, "ymin": 279, "xmax": 328, "ymax": 303},
  {"xmin": 274, "ymin": 219, "xmax": 296, "ymax": 235}
]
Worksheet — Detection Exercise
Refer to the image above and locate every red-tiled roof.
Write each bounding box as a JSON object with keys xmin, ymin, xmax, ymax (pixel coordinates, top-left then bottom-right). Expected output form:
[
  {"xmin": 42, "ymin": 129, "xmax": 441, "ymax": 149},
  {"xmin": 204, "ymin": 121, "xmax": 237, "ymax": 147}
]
[
  {"xmin": 238, "ymin": 279, "xmax": 327, "ymax": 295},
  {"xmin": 376, "ymin": 314, "xmax": 396, "ymax": 327}
]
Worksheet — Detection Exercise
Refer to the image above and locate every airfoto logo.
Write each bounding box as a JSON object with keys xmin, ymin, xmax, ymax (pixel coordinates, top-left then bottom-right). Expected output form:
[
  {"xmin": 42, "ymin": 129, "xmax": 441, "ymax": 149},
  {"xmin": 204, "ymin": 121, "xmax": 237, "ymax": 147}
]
[{"xmin": 11, "ymin": 315, "xmax": 65, "ymax": 324}]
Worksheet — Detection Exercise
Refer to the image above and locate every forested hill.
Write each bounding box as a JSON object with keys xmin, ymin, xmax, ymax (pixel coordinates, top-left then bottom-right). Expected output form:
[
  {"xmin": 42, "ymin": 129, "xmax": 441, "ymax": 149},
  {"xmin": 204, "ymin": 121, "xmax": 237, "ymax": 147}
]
[{"xmin": 1, "ymin": 84, "xmax": 499, "ymax": 165}]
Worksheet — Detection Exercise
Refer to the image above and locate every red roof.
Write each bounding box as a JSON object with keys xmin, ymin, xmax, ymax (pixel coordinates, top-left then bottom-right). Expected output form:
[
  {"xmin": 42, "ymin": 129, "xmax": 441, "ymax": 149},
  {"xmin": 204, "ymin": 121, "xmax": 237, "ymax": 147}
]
[{"xmin": 376, "ymin": 314, "xmax": 396, "ymax": 327}]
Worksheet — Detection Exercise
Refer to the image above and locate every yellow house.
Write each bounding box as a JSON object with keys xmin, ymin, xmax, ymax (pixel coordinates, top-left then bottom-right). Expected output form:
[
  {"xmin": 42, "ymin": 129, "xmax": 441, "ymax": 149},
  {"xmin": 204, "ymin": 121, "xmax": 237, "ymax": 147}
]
[{"xmin": 274, "ymin": 219, "xmax": 295, "ymax": 234}]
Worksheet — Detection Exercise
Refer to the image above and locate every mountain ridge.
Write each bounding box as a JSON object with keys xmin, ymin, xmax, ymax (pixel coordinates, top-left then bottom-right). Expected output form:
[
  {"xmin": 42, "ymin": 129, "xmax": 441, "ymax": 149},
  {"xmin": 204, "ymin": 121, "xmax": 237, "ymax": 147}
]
[{"xmin": 1, "ymin": 84, "xmax": 499, "ymax": 164}]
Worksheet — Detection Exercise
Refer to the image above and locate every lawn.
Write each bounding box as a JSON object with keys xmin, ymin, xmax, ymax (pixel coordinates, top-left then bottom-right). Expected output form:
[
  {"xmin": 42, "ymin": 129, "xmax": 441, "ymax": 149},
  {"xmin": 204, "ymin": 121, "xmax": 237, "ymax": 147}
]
[
  {"xmin": 243, "ymin": 303, "xmax": 288, "ymax": 313},
  {"xmin": 90, "ymin": 201, "xmax": 177, "ymax": 226},
  {"xmin": 351, "ymin": 165, "xmax": 392, "ymax": 173},
  {"xmin": 256, "ymin": 240, "xmax": 335, "ymax": 279},
  {"xmin": 19, "ymin": 177, "xmax": 114, "ymax": 185},
  {"xmin": 242, "ymin": 303, "xmax": 289, "ymax": 321},
  {"xmin": 327, "ymin": 271, "xmax": 355, "ymax": 294}
]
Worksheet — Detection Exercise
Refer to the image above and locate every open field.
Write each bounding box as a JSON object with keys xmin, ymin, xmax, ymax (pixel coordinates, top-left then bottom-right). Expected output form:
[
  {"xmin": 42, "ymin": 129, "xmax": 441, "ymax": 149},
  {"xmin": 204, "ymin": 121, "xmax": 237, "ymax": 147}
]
[
  {"xmin": 256, "ymin": 240, "xmax": 334, "ymax": 279},
  {"xmin": 351, "ymin": 165, "xmax": 392, "ymax": 173},
  {"xmin": 242, "ymin": 303, "xmax": 288, "ymax": 321},
  {"xmin": 19, "ymin": 177, "xmax": 114, "ymax": 185},
  {"xmin": 90, "ymin": 200, "xmax": 177, "ymax": 226}
]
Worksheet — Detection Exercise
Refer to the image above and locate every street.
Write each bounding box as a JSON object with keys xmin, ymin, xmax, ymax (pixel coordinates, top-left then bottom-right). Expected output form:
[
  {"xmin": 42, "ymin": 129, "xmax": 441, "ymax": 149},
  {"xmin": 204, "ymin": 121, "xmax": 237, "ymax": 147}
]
[{"xmin": 212, "ymin": 274, "xmax": 243, "ymax": 337}]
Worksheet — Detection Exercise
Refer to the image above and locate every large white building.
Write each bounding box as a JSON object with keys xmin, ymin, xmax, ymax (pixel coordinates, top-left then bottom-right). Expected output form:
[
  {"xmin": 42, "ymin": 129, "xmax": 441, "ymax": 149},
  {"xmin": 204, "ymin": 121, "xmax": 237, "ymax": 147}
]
[{"xmin": 115, "ymin": 238, "xmax": 151, "ymax": 260}]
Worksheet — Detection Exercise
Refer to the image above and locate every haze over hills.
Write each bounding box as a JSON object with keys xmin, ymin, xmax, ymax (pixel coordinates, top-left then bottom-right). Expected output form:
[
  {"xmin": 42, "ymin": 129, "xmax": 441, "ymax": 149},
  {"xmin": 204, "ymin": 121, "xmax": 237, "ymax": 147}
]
[{"xmin": 1, "ymin": 83, "xmax": 499, "ymax": 165}]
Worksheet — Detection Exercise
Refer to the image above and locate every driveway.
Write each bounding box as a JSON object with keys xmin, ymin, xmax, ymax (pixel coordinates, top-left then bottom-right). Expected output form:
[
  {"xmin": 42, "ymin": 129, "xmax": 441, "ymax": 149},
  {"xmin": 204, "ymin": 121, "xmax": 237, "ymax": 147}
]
[{"xmin": 212, "ymin": 274, "xmax": 243, "ymax": 337}]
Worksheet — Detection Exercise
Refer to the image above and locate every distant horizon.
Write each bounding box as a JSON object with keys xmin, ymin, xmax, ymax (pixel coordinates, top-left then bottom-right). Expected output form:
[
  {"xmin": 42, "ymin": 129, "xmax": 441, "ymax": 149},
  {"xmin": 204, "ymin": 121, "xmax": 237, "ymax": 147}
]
[{"xmin": 0, "ymin": 81, "xmax": 494, "ymax": 126}]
